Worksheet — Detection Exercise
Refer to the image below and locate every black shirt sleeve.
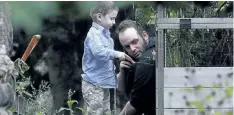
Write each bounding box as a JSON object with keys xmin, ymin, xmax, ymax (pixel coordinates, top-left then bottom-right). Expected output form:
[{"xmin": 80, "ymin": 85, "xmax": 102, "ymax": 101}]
[{"xmin": 129, "ymin": 62, "xmax": 155, "ymax": 114}]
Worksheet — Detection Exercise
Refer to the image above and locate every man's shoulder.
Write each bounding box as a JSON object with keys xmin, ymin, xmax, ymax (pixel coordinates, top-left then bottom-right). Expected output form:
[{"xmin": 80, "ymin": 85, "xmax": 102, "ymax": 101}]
[
  {"xmin": 139, "ymin": 37, "xmax": 156, "ymax": 64},
  {"xmin": 139, "ymin": 50, "xmax": 155, "ymax": 65},
  {"xmin": 148, "ymin": 37, "xmax": 155, "ymax": 47}
]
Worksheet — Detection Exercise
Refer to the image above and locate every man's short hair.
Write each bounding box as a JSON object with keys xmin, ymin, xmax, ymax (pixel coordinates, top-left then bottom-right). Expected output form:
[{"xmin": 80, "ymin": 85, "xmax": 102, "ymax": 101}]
[
  {"xmin": 90, "ymin": 1, "xmax": 119, "ymax": 22},
  {"xmin": 116, "ymin": 20, "xmax": 145, "ymax": 38}
]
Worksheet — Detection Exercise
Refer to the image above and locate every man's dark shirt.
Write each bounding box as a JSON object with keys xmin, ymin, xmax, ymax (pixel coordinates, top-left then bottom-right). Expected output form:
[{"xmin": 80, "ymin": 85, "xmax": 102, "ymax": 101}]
[{"xmin": 123, "ymin": 37, "xmax": 156, "ymax": 115}]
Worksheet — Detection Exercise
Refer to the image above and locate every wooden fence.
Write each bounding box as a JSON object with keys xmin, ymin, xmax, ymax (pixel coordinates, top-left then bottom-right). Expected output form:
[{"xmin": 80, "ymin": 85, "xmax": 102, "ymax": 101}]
[
  {"xmin": 155, "ymin": 4, "xmax": 233, "ymax": 115},
  {"xmin": 157, "ymin": 67, "xmax": 233, "ymax": 115}
]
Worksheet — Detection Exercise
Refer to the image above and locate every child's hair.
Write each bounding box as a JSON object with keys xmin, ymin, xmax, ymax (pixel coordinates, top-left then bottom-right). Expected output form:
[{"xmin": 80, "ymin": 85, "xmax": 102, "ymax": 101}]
[{"xmin": 90, "ymin": 1, "xmax": 119, "ymax": 22}]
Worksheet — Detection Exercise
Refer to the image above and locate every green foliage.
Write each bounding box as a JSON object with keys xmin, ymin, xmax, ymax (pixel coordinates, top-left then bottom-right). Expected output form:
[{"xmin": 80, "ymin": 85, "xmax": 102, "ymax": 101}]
[
  {"xmin": 182, "ymin": 80, "xmax": 233, "ymax": 114},
  {"xmin": 135, "ymin": 2, "xmax": 155, "ymax": 25},
  {"xmin": 225, "ymin": 111, "xmax": 233, "ymax": 115},
  {"xmin": 225, "ymin": 86, "xmax": 233, "ymax": 97},
  {"xmin": 135, "ymin": 1, "xmax": 193, "ymax": 25},
  {"xmin": 213, "ymin": 111, "xmax": 233, "ymax": 115},
  {"xmin": 57, "ymin": 89, "xmax": 83, "ymax": 115},
  {"xmin": 9, "ymin": 1, "xmax": 59, "ymax": 34},
  {"xmin": 135, "ymin": 7, "xmax": 154, "ymax": 25},
  {"xmin": 165, "ymin": 3, "xmax": 233, "ymax": 67},
  {"xmin": 15, "ymin": 76, "xmax": 31, "ymax": 95},
  {"xmin": 9, "ymin": 78, "xmax": 53, "ymax": 115},
  {"xmin": 205, "ymin": 95, "xmax": 213, "ymax": 100},
  {"xmin": 190, "ymin": 101, "xmax": 204, "ymax": 112},
  {"xmin": 37, "ymin": 112, "xmax": 43, "ymax": 115},
  {"xmin": 24, "ymin": 81, "xmax": 52, "ymax": 115},
  {"xmin": 218, "ymin": 1, "xmax": 226, "ymax": 9},
  {"xmin": 8, "ymin": 1, "xmax": 131, "ymax": 35},
  {"xmin": 194, "ymin": 85, "xmax": 203, "ymax": 92},
  {"xmin": 134, "ymin": 2, "xmax": 234, "ymax": 67},
  {"xmin": 9, "ymin": 107, "xmax": 16, "ymax": 113},
  {"xmin": 180, "ymin": 67, "xmax": 233, "ymax": 114}
]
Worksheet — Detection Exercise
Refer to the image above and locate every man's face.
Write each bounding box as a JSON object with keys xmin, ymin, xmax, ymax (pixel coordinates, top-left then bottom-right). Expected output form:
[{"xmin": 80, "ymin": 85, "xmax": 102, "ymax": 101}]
[
  {"xmin": 99, "ymin": 10, "xmax": 118, "ymax": 29},
  {"xmin": 119, "ymin": 27, "xmax": 148, "ymax": 59}
]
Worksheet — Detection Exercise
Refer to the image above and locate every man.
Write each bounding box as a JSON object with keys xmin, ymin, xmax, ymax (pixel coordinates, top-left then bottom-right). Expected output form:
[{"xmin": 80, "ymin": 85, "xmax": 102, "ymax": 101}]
[{"xmin": 116, "ymin": 20, "xmax": 156, "ymax": 115}]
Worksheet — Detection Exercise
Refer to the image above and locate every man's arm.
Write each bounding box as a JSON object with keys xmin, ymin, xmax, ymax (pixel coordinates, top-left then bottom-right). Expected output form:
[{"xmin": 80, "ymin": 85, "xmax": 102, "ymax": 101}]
[
  {"xmin": 119, "ymin": 101, "xmax": 137, "ymax": 115},
  {"xmin": 126, "ymin": 63, "xmax": 155, "ymax": 115},
  {"xmin": 117, "ymin": 60, "xmax": 134, "ymax": 92},
  {"xmin": 117, "ymin": 72, "xmax": 125, "ymax": 92}
]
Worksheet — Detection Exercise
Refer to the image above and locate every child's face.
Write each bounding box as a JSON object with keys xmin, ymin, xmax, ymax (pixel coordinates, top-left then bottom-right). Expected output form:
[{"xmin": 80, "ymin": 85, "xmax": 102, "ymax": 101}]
[{"xmin": 98, "ymin": 10, "xmax": 118, "ymax": 29}]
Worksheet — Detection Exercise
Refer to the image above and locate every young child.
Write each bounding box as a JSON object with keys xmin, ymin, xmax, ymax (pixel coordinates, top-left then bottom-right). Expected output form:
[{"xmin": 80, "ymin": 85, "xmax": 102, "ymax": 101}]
[{"xmin": 81, "ymin": 1, "xmax": 133, "ymax": 115}]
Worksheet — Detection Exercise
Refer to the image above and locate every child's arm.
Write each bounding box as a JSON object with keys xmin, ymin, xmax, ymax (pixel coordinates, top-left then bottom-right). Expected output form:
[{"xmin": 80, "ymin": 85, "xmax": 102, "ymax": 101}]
[{"xmin": 87, "ymin": 33, "xmax": 125, "ymax": 61}]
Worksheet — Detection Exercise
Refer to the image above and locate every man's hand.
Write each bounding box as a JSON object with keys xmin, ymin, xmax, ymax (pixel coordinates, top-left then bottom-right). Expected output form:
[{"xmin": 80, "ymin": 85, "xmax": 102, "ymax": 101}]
[
  {"xmin": 119, "ymin": 54, "xmax": 135, "ymax": 74},
  {"xmin": 117, "ymin": 53, "xmax": 134, "ymax": 92},
  {"xmin": 119, "ymin": 60, "xmax": 132, "ymax": 73},
  {"xmin": 119, "ymin": 101, "xmax": 137, "ymax": 115}
]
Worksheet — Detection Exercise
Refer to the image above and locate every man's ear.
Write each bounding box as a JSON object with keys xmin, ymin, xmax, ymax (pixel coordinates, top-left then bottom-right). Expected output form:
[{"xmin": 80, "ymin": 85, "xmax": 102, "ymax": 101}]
[
  {"xmin": 96, "ymin": 13, "xmax": 102, "ymax": 21},
  {"xmin": 142, "ymin": 31, "xmax": 149, "ymax": 41}
]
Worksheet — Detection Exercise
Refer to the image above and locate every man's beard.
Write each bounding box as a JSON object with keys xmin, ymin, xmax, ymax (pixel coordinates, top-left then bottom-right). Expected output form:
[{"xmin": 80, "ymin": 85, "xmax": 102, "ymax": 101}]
[
  {"xmin": 134, "ymin": 53, "xmax": 141, "ymax": 59},
  {"xmin": 135, "ymin": 40, "xmax": 147, "ymax": 60}
]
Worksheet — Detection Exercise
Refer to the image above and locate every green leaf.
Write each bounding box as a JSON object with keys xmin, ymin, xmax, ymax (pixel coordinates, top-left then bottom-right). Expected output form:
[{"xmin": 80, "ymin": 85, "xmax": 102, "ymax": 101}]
[
  {"xmin": 67, "ymin": 100, "xmax": 75, "ymax": 105},
  {"xmin": 226, "ymin": 111, "xmax": 233, "ymax": 115},
  {"xmin": 67, "ymin": 100, "xmax": 78, "ymax": 105},
  {"xmin": 169, "ymin": 9, "xmax": 177, "ymax": 17},
  {"xmin": 226, "ymin": 87, "xmax": 233, "ymax": 97},
  {"xmin": 214, "ymin": 112, "xmax": 220, "ymax": 115},
  {"xmin": 190, "ymin": 101, "xmax": 204, "ymax": 112},
  {"xmin": 9, "ymin": 107, "xmax": 16, "ymax": 113},
  {"xmin": 194, "ymin": 85, "xmax": 203, "ymax": 92},
  {"xmin": 37, "ymin": 112, "xmax": 43, "ymax": 115},
  {"xmin": 205, "ymin": 95, "xmax": 213, "ymax": 100},
  {"xmin": 218, "ymin": 1, "xmax": 225, "ymax": 9}
]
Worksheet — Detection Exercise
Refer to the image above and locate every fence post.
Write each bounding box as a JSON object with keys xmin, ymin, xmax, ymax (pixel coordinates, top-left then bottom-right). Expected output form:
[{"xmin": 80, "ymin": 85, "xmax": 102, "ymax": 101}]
[{"xmin": 155, "ymin": 4, "xmax": 165, "ymax": 115}]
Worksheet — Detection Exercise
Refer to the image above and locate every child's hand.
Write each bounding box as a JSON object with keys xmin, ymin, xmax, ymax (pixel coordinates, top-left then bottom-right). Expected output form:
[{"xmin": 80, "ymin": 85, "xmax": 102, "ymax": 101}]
[{"xmin": 117, "ymin": 52, "xmax": 134, "ymax": 63}]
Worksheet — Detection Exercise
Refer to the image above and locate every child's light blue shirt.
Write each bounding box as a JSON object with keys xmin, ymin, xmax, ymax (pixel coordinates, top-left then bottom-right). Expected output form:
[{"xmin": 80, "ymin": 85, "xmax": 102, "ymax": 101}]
[{"xmin": 81, "ymin": 22, "xmax": 118, "ymax": 88}]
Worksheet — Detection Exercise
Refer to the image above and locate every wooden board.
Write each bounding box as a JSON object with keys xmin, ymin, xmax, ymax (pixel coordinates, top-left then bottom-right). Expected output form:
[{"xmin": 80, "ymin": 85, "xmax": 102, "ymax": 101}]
[
  {"xmin": 157, "ymin": 18, "xmax": 233, "ymax": 24},
  {"xmin": 115, "ymin": 109, "xmax": 233, "ymax": 115},
  {"xmin": 156, "ymin": 88, "xmax": 233, "ymax": 108},
  {"xmin": 158, "ymin": 109, "xmax": 233, "ymax": 115},
  {"xmin": 156, "ymin": 5, "xmax": 165, "ymax": 115},
  {"xmin": 157, "ymin": 24, "xmax": 233, "ymax": 29},
  {"xmin": 156, "ymin": 18, "xmax": 233, "ymax": 29},
  {"xmin": 164, "ymin": 67, "xmax": 233, "ymax": 88}
]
